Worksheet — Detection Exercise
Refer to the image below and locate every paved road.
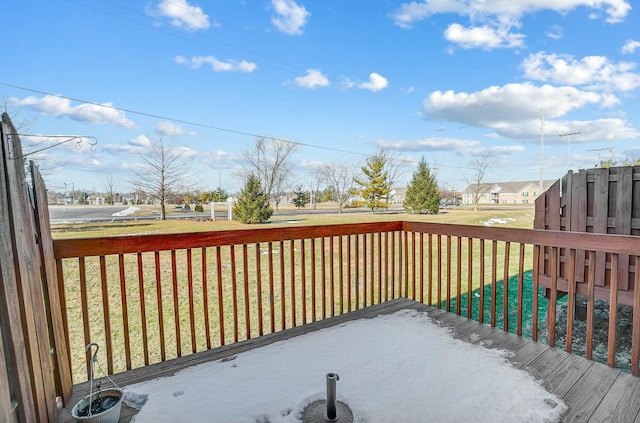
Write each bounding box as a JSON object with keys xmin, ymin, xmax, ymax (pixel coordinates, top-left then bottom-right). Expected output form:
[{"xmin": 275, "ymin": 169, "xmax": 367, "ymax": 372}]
[{"xmin": 48, "ymin": 205, "xmax": 401, "ymax": 224}]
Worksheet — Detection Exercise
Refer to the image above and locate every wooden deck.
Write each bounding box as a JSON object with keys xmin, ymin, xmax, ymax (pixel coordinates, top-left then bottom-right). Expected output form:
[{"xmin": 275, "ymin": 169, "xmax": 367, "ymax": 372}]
[{"xmin": 57, "ymin": 298, "xmax": 640, "ymax": 423}]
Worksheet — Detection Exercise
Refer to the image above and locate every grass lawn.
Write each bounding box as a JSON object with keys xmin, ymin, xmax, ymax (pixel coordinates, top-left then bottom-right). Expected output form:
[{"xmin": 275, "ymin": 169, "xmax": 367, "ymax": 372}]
[{"xmin": 51, "ymin": 205, "xmax": 536, "ymax": 239}]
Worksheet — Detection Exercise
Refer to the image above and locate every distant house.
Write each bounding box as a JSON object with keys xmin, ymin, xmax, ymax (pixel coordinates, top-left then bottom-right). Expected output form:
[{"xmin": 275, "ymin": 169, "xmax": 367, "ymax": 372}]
[
  {"xmin": 389, "ymin": 187, "xmax": 407, "ymax": 204},
  {"xmin": 462, "ymin": 180, "xmax": 555, "ymax": 206}
]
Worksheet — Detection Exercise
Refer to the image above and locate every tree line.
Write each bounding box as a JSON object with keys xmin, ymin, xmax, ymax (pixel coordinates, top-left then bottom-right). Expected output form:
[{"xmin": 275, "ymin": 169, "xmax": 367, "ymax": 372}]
[{"xmin": 124, "ymin": 136, "xmax": 441, "ymax": 223}]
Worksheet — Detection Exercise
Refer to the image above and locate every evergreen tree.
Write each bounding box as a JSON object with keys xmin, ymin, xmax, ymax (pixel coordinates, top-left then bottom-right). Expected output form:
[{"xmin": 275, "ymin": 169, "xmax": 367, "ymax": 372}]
[
  {"xmin": 354, "ymin": 155, "xmax": 391, "ymax": 212},
  {"xmin": 403, "ymin": 158, "xmax": 440, "ymax": 214},
  {"xmin": 292, "ymin": 185, "xmax": 310, "ymax": 209},
  {"xmin": 233, "ymin": 174, "xmax": 273, "ymax": 224}
]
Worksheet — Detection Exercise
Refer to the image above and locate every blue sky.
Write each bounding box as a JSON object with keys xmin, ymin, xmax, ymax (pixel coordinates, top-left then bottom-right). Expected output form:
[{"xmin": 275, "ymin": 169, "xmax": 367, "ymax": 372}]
[{"xmin": 2, "ymin": 0, "xmax": 639, "ymax": 194}]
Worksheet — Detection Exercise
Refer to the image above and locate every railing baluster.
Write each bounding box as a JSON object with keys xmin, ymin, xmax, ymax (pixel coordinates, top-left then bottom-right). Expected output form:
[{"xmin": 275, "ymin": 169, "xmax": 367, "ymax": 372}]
[
  {"xmin": 230, "ymin": 246, "xmax": 239, "ymax": 342},
  {"xmin": 419, "ymin": 233, "xmax": 424, "ymax": 304},
  {"xmin": 467, "ymin": 238, "xmax": 473, "ymax": 319},
  {"xmin": 268, "ymin": 243, "xmax": 275, "ymax": 333},
  {"xmin": 322, "ymin": 237, "xmax": 327, "ymax": 317},
  {"xmin": 517, "ymin": 244, "xmax": 525, "ymax": 336},
  {"xmin": 632, "ymin": 256, "xmax": 640, "ymax": 376},
  {"xmin": 428, "ymin": 234, "xmax": 433, "ymax": 305},
  {"xmin": 479, "ymin": 240, "xmax": 485, "ymax": 324},
  {"xmin": 411, "ymin": 232, "xmax": 416, "ymax": 301},
  {"xmin": 403, "ymin": 232, "xmax": 409, "ymax": 299},
  {"xmin": 330, "ymin": 237, "xmax": 335, "ymax": 316},
  {"xmin": 586, "ymin": 250, "xmax": 596, "ymax": 360},
  {"xmin": 301, "ymin": 239, "xmax": 306, "ymax": 324},
  {"xmin": 437, "ymin": 234, "xmax": 442, "ymax": 309},
  {"xmin": 118, "ymin": 254, "xmax": 131, "ymax": 369},
  {"xmin": 256, "ymin": 243, "xmax": 264, "ymax": 336},
  {"xmin": 201, "ymin": 247, "xmax": 211, "ymax": 350},
  {"xmin": 170, "ymin": 250, "xmax": 181, "ymax": 357},
  {"xmin": 99, "ymin": 256, "xmax": 113, "ymax": 373},
  {"xmin": 340, "ymin": 236, "xmax": 345, "ymax": 313},
  {"xmin": 289, "ymin": 240, "xmax": 296, "ymax": 327},
  {"xmin": 363, "ymin": 233, "xmax": 368, "ymax": 306},
  {"xmin": 446, "ymin": 236, "xmax": 451, "ymax": 312},
  {"xmin": 369, "ymin": 233, "xmax": 374, "ymax": 305},
  {"xmin": 136, "ymin": 253, "xmax": 149, "ymax": 365},
  {"xmin": 279, "ymin": 240, "xmax": 285, "ymax": 330},
  {"xmin": 490, "ymin": 241, "xmax": 497, "ymax": 328},
  {"xmin": 242, "ymin": 244, "xmax": 249, "ymax": 337},
  {"xmin": 187, "ymin": 249, "xmax": 196, "ymax": 353},
  {"xmin": 154, "ymin": 251, "xmax": 166, "ymax": 361},
  {"xmin": 347, "ymin": 235, "xmax": 352, "ymax": 311},
  {"xmin": 503, "ymin": 242, "xmax": 510, "ymax": 332},
  {"xmin": 215, "ymin": 246, "xmax": 225, "ymax": 346},
  {"xmin": 532, "ymin": 245, "xmax": 539, "ymax": 342},
  {"xmin": 389, "ymin": 233, "xmax": 394, "ymax": 301},
  {"xmin": 311, "ymin": 238, "xmax": 317, "ymax": 320},
  {"xmin": 566, "ymin": 248, "xmax": 576, "ymax": 353},
  {"xmin": 608, "ymin": 254, "xmax": 619, "ymax": 367},
  {"xmin": 377, "ymin": 232, "xmax": 382, "ymax": 304},
  {"xmin": 78, "ymin": 257, "xmax": 91, "ymax": 378},
  {"xmin": 354, "ymin": 236, "xmax": 359, "ymax": 310},
  {"xmin": 456, "ymin": 236, "xmax": 462, "ymax": 316},
  {"xmin": 548, "ymin": 246, "xmax": 558, "ymax": 347}
]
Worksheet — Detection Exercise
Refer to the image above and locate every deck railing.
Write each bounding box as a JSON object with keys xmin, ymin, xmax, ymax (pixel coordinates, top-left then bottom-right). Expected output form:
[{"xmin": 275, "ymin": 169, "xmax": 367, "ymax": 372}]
[{"xmin": 53, "ymin": 221, "xmax": 640, "ymax": 383}]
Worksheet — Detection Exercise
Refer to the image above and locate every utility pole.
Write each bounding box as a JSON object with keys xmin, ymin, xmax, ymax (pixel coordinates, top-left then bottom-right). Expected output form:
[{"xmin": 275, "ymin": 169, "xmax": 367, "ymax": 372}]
[
  {"xmin": 539, "ymin": 109, "xmax": 545, "ymax": 195},
  {"xmin": 559, "ymin": 132, "xmax": 580, "ymax": 171}
]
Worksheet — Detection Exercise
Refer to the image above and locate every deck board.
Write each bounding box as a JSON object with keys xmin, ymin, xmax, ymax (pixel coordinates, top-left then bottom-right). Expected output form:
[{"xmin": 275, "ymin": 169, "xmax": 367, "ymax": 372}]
[{"xmin": 56, "ymin": 298, "xmax": 640, "ymax": 423}]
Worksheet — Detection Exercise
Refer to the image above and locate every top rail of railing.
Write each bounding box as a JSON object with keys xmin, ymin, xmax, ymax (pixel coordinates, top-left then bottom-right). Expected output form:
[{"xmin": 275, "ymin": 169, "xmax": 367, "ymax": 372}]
[{"xmin": 53, "ymin": 220, "xmax": 640, "ymax": 259}]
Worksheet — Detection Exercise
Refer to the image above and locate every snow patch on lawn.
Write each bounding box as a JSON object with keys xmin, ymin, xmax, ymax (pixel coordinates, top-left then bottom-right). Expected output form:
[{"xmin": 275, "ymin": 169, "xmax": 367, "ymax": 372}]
[
  {"xmin": 481, "ymin": 217, "xmax": 516, "ymax": 226},
  {"xmin": 124, "ymin": 309, "xmax": 566, "ymax": 423},
  {"xmin": 111, "ymin": 207, "xmax": 140, "ymax": 217}
]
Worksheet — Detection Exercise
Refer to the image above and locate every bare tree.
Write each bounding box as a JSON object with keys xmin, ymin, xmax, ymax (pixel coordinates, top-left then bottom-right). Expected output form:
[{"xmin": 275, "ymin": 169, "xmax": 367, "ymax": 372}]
[
  {"xmin": 309, "ymin": 164, "xmax": 325, "ymax": 209},
  {"xmin": 376, "ymin": 148, "xmax": 405, "ymax": 193},
  {"xmin": 241, "ymin": 137, "xmax": 298, "ymax": 210},
  {"xmin": 321, "ymin": 161, "xmax": 357, "ymax": 213},
  {"xmin": 131, "ymin": 136, "xmax": 190, "ymax": 220},
  {"xmin": 465, "ymin": 153, "xmax": 492, "ymax": 211},
  {"xmin": 105, "ymin": 176, "xmax": 118, "ymax": 205}
]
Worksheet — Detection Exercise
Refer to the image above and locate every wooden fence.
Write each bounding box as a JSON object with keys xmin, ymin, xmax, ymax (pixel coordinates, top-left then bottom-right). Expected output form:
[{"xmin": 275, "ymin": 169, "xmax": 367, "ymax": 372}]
[
  {"xmin": 534, "ymin": 167, "xmax": 640, "ymax": 306},
  {"xmin": 0, "ymin": 113, "xmax": 71, "ymax": 423}
]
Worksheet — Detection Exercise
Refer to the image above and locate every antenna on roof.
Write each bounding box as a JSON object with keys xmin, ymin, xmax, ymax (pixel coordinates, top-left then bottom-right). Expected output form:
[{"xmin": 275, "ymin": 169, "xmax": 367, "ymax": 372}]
[{"xmin": 559, "ymin": 132, "xmax": 580, "ymax": 171}]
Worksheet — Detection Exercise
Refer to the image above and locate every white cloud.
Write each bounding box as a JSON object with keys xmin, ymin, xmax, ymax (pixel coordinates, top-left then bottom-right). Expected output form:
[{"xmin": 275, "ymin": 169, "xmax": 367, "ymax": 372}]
[
  {"xmin": 175, "ymin": 55, "xmax": 257, "ymax": 72},
  {"xmin": 129, "ymin": 135, "xmax": 151, "ymax": 148},
  {"xmin": 391, "ymin": 0, "xmax": 631, "ymax": 28},
  {"xmin": 481, "ymin": 145, "xmax": 525, "ymax": 155},
  {"xmin": 103, "ymin": 135, "xmax": 151, "ymax": 155},
  {"xmin": 622, "ymin": 39, "xmax": 640, "ymax": 54},
  {"xmin": 495, "ymin": 118, "xmax": 640, "ymax": 142},
  {"xmin": 424, "ymin": 82, "xmax": 605, "ymax": 128},
  {"xmin": 374, "ymin": 137, "xmax": 480, "ymax": 152},
  {"xmin": 10, "ymin": 95, "xmax": 135, "ymax": 128},
  {"xmin": 153, "ymin": 0, "xmax": 209, "ymax": 31},
  {"xmin": 294, "ymin": 69, "xmax": 330, "ymax": 88},
  {"xmin": 357, "ymin": 73, "xmax": 389, "ymax": 92},
  {"xmin": 155, "ymin": 122, "xmax": 185, "ymax": 136},
  {"xmin": 545, "ymin": 25, "xmax": 562, "ymax": 40},
  {"xmin": 271, "ymin": 0, "xmax": 310, "ymax": 35},
  {"xmin": 444, "ymin": 23, "xmax": 524, "ymax": 49},
  {"xmin": 521, "ymin": 52, "xmax": 640, "ymax": 92}
]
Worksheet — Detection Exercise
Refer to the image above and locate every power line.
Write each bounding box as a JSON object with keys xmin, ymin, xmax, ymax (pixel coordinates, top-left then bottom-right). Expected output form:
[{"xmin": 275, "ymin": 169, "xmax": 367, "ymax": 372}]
[{"xmin": 2, "ymin": 82, "xmax": 487, "ymax": 171}]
